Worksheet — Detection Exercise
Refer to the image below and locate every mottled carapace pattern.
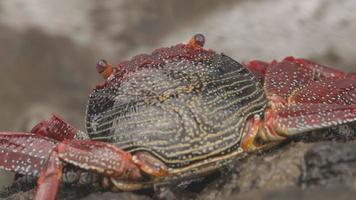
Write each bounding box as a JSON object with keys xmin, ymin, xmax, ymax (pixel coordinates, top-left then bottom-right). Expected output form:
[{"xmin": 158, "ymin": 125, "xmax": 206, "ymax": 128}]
[{"xmin": 86, "ymin": 44, "xmax": 267, "ymax": 168}]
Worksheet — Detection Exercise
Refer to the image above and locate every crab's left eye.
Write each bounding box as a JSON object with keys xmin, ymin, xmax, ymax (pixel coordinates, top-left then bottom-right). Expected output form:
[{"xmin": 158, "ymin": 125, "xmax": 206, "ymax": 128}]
[
  {"xmin": 96, "ymin": 59, "xmax": 109, "ymax": 73},
  {"xmin": 193, "ymin": 33, "xmax": 205, "ymax": 47},
  {"xmin": 188, "ymin": 33, "xmax": 205, "ymax": 49},
  {"xmin": 96, "ymin": 59, "xmax": 113, "ymax": 79}
]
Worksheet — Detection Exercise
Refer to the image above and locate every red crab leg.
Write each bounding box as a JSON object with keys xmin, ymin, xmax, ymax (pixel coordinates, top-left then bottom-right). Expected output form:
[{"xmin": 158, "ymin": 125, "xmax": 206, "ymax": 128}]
[
  {"xmin": 0, "ymin": 132, "xmax": 143, "ymax": 200},
  {"xmin": 56, "ymin": 140, "xmax": 141, "ymax": 178},
  {"xmin": 35, "ymin": 151, "xmax": 63, "ymax": 200},
  {"xmin": 263, "ymin": 76, "xmax": 356, "ymax": 139},
  {"xmin": 264, "ymin": 58, "xmax": 315, "ymax": 103},
  {"xmin": 289, "ymin": 77, "xmax": 356, "ymax": 105},
  {"xmin": 0, "ymin": 132, "xmax": 56, "ymax": 176},
  {"xmin": 288, "ymin": 57, "xmax": 346, "ymax": 78},
  {"xmin": 258, "ymin": 104, "xmax": 356, "ymax": 141},
  {"xmin": 33, "ymin": 140, "xmax": 142, "ymax": 200},
  {"xmin": 259, "ymin": 57, "xmax": 348, "ymax": 104},
  {"xmin": 245, "ymin": 57, "xmax": 347, "ymax": 83}
]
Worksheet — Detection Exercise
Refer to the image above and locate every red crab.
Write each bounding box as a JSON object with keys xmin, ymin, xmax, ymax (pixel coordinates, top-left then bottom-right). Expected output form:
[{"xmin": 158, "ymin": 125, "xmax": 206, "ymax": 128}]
[{"xmin": 0, "ymin": 34, "xmax": 356, "ymax": 200}]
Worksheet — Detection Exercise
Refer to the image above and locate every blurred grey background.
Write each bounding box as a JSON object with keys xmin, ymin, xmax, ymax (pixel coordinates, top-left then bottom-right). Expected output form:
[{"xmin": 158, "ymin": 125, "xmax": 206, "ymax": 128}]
[{"xmin": 0, "ymin": 0, "xmax": 356, "ymax": 188}]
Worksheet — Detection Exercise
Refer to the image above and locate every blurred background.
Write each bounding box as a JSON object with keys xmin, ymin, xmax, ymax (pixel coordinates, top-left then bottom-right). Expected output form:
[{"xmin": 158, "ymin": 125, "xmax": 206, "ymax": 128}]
[{"xmin": 0, "ymin": 0, "xmax": 356, "ymax": 188}]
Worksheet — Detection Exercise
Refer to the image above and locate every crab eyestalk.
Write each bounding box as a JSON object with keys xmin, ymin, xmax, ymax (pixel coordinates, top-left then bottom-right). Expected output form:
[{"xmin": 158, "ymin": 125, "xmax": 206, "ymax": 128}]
[
  {"xmin": 188, "ymin": 33, "xmax": 205, "ymax": 49},
  {"xmin": 96, "ymin": 59, "xmax": 113, "ymax": 79}
]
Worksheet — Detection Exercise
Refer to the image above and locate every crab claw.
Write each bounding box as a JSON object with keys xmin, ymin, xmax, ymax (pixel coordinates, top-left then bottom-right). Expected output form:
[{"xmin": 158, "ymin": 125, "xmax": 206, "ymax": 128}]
[{"xmin": 31, "ymin": 114, "xmax": 78, "ymax": 141}]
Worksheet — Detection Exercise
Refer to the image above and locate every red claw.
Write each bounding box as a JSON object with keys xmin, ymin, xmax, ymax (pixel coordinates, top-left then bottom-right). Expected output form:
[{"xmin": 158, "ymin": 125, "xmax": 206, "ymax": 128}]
[{"xmin": 31, "ymin": 114, "xmax": 77, "ymax": 141}]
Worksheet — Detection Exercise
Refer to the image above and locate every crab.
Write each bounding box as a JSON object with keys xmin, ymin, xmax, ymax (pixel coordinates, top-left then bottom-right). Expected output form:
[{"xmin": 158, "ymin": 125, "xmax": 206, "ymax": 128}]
[{"xmin": 1, "ymin": 34, "xmax": 356, "ymax": 200}]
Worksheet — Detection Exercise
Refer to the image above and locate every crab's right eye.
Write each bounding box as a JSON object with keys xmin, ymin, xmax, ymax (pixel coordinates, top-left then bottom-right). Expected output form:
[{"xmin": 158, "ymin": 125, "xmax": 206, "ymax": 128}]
[
  {"xmin": 96, "ymin": 59, "xmax": 113, "ymax": 79},
  {"xmin": 193, "ymin": 33, "xmax": 205, "ymax": 47},
  {"xmin": 96, "ymin": 59, "xmax": 109, "ymax": 73},
  {"xmin": 188, "ymin": 33, "xmax": 205, "ymax": 49}
]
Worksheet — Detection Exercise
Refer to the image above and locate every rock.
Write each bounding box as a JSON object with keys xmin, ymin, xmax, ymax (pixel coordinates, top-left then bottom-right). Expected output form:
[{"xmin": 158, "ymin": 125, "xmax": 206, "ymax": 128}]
[
  {"xmin": 85, "ymin": 192, "xmax": 151, "ymax": 200},
  {"xmin": 301, "ymin": 142, "xmax": 356, "ymax": 189},
  {"xmin": 226, "ymin": 187, "xmax": 356, "ymax": 200}
]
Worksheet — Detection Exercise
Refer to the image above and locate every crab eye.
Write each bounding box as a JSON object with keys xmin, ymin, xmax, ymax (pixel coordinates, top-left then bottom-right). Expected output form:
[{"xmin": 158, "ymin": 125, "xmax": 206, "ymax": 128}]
[
  {"xmin": 188, "ymin": 33, "xmax": 205, "ymax": 49},
  {"xmin": 96, "ymin": 59, "xmax": 113, "ymax": 79},
  {"xmin": 96, "ymin": 59, "xmax": 109, "ymax": 73},
  {"xmin": 194, "ymin": 33, "xmax": 205, "ymax": 47}
]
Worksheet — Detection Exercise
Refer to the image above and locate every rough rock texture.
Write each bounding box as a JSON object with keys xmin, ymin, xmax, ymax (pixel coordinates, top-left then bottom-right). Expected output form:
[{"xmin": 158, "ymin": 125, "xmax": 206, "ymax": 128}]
[{"xmin": 1, "ymin": 123, "xmax": 356, "ymax": 200}]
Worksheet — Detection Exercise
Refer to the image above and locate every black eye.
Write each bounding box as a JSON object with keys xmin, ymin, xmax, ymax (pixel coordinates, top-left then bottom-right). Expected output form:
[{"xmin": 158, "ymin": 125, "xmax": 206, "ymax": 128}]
[{"xmin": 96, "ymin": 59, "xmax": 109, "ymax": 73}]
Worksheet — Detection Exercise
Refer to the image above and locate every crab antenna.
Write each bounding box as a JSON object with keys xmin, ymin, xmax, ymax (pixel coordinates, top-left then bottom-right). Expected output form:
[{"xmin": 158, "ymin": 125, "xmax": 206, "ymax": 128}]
[
  {"xmin": 188, "ymin": 33, "xmax": 205, "ymax": 49},
  {"xmin": 96, "ymin": 59, "xmax": 113, "ymax": 79}
]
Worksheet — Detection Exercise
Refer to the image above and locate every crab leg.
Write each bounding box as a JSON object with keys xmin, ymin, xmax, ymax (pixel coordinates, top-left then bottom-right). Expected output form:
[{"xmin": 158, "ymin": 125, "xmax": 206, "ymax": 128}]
[
  {"xmin": 264, "ymin": 57, "xmax": 316, "ymax": 102},
  {"xmin": 56, "ymin": 140, "xmax": 141, "ymax": 178},
  {"xmin": 0, "ymin": 132, "xmax": 143, "ymax": 200},
  {"xmin": 0, "ymin": 133, "xmax": 56, "ymax": 176},
  {"xmin": 261, "ymin": 104, "xmax": 356, "ymax": 140},
  {"xmin": 35, "ymin": 151, "xmax": 63, "ymax": 200},
  {"xmin": 242, "ymin": 103, "xmax": 356, "ymax": 149},
  {"xmin": 241, "ymin": 57, "xmax": 356, "ymax": 147},
  {"xmin": 260, "ymin": 75, "xmax": 356, "ymax": 139},
  {"xmin": 0, "ymin": 132, "xmax": 61, "ymax": 200},
  {"xmin": 249, "ymin": 57, "xmax": 348, "ymax": 102},
  {"xmin": 288, "ymin": 57, "xmax": 346, "ymax": 78},
  {"xmin": 31, "ymin": 139, "xmax": 141, "ymax": 200},
  {"xmin": 243, "ymin": 56, "xmax": 342, "ymax": 89},
  {"xmin": 288, "ymin": 77, "xmax": 356, "ymax": 105},
  {"xmin": 260, "ymin": 77, "xmax": 356, "ymax": 141}
]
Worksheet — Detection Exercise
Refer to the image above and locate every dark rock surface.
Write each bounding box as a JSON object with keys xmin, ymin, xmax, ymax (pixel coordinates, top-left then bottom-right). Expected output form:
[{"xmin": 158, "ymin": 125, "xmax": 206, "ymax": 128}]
[{"xmin": 1, "ymin": 123, "xmax": 356, "ymax": 200}]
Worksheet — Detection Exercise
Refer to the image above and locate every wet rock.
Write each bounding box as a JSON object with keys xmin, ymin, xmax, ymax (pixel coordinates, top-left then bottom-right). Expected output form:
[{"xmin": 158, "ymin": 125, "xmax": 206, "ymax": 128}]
[
  {"xmin": 227, "ymin": 187, "xmax": 356, "ymax": 200},
  {"xmin": 198, "ymin": 142, "xmax": 312, "ymax": 200},
  {"xmin": 301, "ymin": 142, "xmax": 356, "ymax": 189},
  {"xmin": 84, "ymin": 192, "xmax": 151, "ymax": 200}
]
